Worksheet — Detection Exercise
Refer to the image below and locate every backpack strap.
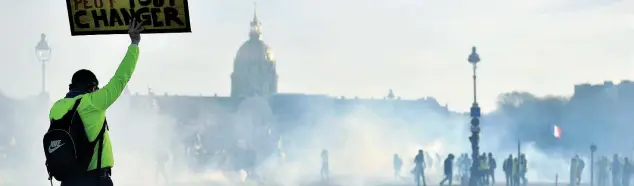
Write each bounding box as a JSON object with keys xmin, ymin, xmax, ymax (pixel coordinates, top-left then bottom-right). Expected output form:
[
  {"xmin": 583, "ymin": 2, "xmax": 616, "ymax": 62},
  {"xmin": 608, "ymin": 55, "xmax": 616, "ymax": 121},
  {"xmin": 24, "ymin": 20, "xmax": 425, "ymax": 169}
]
[
  {"xmin": 67, "ymin": 98, "xmax": 83, "ymax": 125},
  {"xmin": 72, "ymin": 96, "xmax": 107, "ymax": 171},
  {"xmin": 64, "ymin": 97, "xmax": 109, "ymax": 171},
  {"xmin": 49, "ymin": 98, "xmax": 83, "ymax": 125},
  {"xmin": 94, "ymin": 119, "xmax": 108, "ymax": 170},
  {"xmin": 70, "ymin": 98, "xmax": 82, "ymax": 113}
]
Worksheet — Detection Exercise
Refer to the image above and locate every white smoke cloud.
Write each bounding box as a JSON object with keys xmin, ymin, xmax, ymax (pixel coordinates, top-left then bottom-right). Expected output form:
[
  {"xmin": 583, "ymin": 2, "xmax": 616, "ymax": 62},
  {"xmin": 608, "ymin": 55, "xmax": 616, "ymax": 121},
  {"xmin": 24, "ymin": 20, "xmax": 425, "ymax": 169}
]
[{"xmin": 0, "ymin": 93, "xmax": 587, "ymax": 186}]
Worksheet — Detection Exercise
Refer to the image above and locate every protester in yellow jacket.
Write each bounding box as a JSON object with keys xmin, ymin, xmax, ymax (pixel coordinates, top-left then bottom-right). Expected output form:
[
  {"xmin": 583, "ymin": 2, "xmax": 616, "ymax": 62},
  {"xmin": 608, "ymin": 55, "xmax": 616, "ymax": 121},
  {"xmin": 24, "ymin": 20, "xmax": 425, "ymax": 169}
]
[
  {"xmin": 46, "ymin": 19, "xmax": 144, "ymax": 186},
  {"xmin": 480, "ymin": 153, "xmax": 489, "ymax": 184}
]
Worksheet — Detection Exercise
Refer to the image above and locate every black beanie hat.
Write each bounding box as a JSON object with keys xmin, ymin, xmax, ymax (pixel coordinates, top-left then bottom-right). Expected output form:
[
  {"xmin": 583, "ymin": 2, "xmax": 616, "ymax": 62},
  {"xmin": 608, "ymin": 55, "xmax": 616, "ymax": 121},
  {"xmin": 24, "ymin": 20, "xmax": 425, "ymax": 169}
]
[{"xmin": 70, "ymin": 69, "xmax": 99, "ymax": 89}]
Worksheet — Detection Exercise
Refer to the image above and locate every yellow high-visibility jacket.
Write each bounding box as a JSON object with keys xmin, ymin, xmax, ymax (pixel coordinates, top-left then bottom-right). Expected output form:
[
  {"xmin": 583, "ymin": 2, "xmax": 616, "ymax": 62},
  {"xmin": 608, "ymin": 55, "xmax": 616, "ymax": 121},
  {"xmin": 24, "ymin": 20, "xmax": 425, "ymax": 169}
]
[{"xmin": 49, "ymin": 45, "xmax": 139, "ymax": 171}]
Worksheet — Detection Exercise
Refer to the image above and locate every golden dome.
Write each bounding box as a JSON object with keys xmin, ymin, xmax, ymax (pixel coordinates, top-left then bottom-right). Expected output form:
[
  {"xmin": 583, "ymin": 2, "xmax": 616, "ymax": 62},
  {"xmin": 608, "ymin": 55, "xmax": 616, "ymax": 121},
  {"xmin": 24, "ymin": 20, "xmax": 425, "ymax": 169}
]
[
  {"xmin": 235, "ymin": 39, "xmax": 275, "ymax": 62},
  {"xmin": 234, "ymin": 6, "xmax": 275, "ymax": 64}
]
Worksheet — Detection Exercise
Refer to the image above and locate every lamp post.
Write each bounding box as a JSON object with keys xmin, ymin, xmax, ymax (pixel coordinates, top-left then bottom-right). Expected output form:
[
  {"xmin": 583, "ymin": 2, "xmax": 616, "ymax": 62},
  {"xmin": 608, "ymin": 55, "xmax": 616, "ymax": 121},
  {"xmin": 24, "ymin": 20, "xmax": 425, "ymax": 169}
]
[
  {"xmin": 468, "ymin": 46, "xmax": 482, "ymax": 186},
  {"xmin": 35, "ymin": 33, "xmax": 52, "ymax": 94},
  {"xmin": 591, "ymin": 144, "xmax": 597, "ymax": 186}
]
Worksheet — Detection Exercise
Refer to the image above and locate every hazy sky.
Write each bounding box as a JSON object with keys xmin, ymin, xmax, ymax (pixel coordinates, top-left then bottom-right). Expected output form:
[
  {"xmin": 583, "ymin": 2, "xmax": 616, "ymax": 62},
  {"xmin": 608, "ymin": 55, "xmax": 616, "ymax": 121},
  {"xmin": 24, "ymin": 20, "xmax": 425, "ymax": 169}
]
[{"xmin": 1, "ymin": 0, "xmax": 633, "ymax": 112}]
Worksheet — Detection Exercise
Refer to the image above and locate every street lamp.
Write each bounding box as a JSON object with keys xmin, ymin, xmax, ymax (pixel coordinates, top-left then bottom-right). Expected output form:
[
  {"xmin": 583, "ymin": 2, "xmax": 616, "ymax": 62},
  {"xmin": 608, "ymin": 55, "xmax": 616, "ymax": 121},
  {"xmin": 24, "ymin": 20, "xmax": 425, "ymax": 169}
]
[
  {"xmin": 468, "ymin": 46, "xmax": 482, "ymax": 186},
  {"xmin": 35, "ymin": 33, "xmax": 52, "ymax": 94}
]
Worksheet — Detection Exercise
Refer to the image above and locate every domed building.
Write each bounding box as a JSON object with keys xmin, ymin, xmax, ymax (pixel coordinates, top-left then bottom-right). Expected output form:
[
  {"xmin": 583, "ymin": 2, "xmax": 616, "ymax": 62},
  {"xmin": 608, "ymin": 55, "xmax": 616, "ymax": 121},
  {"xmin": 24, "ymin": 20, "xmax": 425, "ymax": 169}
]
[
  {"xmin": 125, "ymin": 8, "xmax": 451, "ymax": 137},
  {"xmin": 121, "ymin": 8, "xmax": 451, "ymax": 171},
  {"xmin": 231, "ymin": 9, "xmax": 278, "ymax": 98}
]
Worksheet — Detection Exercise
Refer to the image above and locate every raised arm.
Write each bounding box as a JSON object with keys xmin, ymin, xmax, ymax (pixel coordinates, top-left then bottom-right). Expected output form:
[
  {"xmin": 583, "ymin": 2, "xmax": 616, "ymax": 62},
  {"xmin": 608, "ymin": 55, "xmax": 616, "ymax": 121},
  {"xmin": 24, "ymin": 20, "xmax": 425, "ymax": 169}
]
[
  {"xmin": 88, "ymin": 19, "xmax": 144, "ymax": 110},
  {"xmin": 89, "ymin": 45, "xmax": 139, "ymax": 110}
]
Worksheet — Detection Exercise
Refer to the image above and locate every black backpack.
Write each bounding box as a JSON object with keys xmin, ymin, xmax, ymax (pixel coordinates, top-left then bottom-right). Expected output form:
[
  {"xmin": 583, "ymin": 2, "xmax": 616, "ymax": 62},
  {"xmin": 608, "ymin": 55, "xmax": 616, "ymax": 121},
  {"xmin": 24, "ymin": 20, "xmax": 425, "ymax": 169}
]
[{"xmin": 42, "ymin": 98, "xmax": 108, "ymax": 182}]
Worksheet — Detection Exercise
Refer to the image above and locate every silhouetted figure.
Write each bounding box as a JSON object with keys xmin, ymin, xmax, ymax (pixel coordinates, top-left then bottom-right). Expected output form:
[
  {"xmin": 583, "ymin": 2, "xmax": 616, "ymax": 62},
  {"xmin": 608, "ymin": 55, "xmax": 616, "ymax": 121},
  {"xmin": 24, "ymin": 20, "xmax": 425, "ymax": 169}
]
[
  {"xmin": 394, "ymin": 154, "xmax": 403, "ymax": 180},
  {"xmin": 576, "ymin": 155, "xmax": 585, "ymax": 185},
  {"xmin": 512, "ymin": 157, "xmax": 519, "ymax": 186},
  {"xmin": 598, "ymin": 156, "xmax": 610, "ymax": 186},
  {"xmin": 414, "ymin": 150, "xmax": 427, "ymax": 186},
  {"xmin": 457, "ymin": 153, "xmax": 469, "ymax": 186},
  {"xmin": 479, "ymin": 153, "xmax": 489, "ymax": 185},
  {"xmin": 503, "ymin": 155, "xmax": 513, "ymax": 186},
  {"xmin": 488, "ymin": 153, "xmax": 497, "ymax": 186},
  {"xmin": 188, "ymin": 133, "xmax": 208, "ymax": 172},
  {"xmin": 613, "ymin": 154, "xmax": 622, "ymax": 186},
  {"xmin": 321, "ymin": 149, "xmax": 329, "ymax": 182},
  {"xmin": 437, "ymin": 153, "xmax": 443, "ymax": 170},
  {"xmin": 463, "ymin": 153, "xmax": 472, "ymax": 180},
  {"xmin": 623, "ymin": 157, "xmax": 632, "ymax": 186},
  {"xmin": 440, "ymin": 154, "xmax": 455, "ymax": 186},
  {"xmin": 425, "ymin": 151, "xmax": 433, "ymax": 169},
  {"xmin": 519, "ymin": 154, "xmax": 528, "ymax": 186},
  {"xmin": 571, "ymin": 156, "xmax": 580, "ymax": 186},
  {"xmin": 456, "ymin": 154, "xmax": 464, "ymax": 178}
]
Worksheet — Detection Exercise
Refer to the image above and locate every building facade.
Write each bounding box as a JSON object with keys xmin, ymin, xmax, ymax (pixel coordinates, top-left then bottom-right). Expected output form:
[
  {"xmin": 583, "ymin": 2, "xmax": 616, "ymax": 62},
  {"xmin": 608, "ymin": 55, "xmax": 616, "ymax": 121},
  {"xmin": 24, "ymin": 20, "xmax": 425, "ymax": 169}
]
[
  {"xmin": 231, "ymin": 9, "xmax": 278, "ymax": 98},
  {"xmin": 124, "ymin": 10, "xmax": 451, "ymax": 130},
  {"xmin": 119, "ymin": 11, "xmax": 452, "ymax": 168}
]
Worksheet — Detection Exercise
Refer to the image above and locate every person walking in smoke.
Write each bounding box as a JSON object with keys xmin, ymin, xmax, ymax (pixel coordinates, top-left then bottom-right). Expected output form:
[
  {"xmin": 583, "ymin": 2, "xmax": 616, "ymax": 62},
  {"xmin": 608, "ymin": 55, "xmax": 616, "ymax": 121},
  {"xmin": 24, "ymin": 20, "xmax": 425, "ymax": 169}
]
[
  {"xmin": 394, "ymin": 154, "xmax": 403, "ymax": 180},
  {"xmin": 321, "ymin": 149, "xmax": 330, "ymax": 182},
  {"xmin": 613, "ymin": 154, "xmax": 622, "ymax": 186},
  {"xmin": 512, "ymin": 157, "xmax": 519, "ymax": 186},
  {"xmin": 575, "ymin": 155, "xmax": 585, "ymax": 186},
  {"xmin": 569, "ymin": 155, "xmax": 584, "ymax": 186},
  {"xmin": 570, "ymin": 155, "xmax": 583, "ymax": 186},
  {"xmin": 519, "ymin": 154, "xmax": 528, "ymax": 186},
  {"xmin": 599, "ymin": 156, "xmax": 610, "ymax": 186},
  {"xmin": 189, "ymin": 133, "xmax": 207, "ymax": 172},
  {"xmin": 456, "ymin": 154, "xmax": 464, "ymax": 178},
  {"xmin": 459, "ymin": 153, "xmax": 472, "ymax": 186},
  {"xmin": 570, "ymin": 156, "xmax": 578, "ymax": 186},
  {"xmin": 413, "ymin": 149, "xmax": 427, "ymax": 186},
  {"xmin": 456, "ymin": 154, "xmax": 467, "ymax": 180},
  {"xmin": 479, "ymin": 153, "xmax": 489, "ymax": 185},
  {"xmin": 439, "ymin": 154, "xmax": 455, "ymax": 186},
  {"xmin": 503, "ymin": 154, "xmax": 513, "ymax": 186},
  {"xmin": 463, "ymin": 153, "xmax": 472, "ymax": 180},
  {"xmin": 488, "ymin": 153, "xmax": 497, "ymax": 186},
  {"xmin": 437, "ymin": 153, "xmax": 443, "ymax": 170},
  {"xmin": 424, "ymin": 151, "xmax": 434, "ymax": 170},
  {"xmin": 622, "ymin": 157, "xmax": 632, "ymax": 186}
]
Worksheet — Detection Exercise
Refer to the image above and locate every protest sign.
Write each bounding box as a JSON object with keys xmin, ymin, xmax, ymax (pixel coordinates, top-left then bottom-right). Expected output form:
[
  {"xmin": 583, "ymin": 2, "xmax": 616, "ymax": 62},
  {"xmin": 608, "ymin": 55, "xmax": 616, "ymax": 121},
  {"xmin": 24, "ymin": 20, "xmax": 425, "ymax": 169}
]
[{"xmin": 65, "ymin": 0, "xmax": 192, "ymax": 36}]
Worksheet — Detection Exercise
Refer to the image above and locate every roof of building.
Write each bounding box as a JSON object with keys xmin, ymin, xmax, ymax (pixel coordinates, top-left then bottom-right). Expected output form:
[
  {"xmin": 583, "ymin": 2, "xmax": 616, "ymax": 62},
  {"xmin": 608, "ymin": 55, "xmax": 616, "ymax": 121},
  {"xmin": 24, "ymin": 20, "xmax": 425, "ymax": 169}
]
[{"xmin": 234, "ymin": 6, "xmax": 275, "ymax": 65}]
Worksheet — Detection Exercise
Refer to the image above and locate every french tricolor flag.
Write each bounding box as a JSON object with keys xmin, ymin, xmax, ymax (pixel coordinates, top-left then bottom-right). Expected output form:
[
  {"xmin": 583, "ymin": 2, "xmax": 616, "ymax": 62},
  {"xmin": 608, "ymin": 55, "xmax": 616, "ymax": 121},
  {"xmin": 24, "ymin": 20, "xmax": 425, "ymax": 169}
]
[{"xmin": 554, "ymin": 125, "xmax": 562, "ymax": 139}]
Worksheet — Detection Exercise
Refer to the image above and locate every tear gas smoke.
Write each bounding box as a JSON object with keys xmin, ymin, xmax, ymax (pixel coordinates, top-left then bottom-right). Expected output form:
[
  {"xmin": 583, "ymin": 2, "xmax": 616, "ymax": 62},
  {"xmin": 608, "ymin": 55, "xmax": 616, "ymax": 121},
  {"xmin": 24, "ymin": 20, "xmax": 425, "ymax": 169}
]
[
  {"xmin": 0, "ymin": 93, "xmax": 591, "ymax": 186},
  {"xmin": 253, "ymin": 101, "xmax": 578, "ymax": 186}
]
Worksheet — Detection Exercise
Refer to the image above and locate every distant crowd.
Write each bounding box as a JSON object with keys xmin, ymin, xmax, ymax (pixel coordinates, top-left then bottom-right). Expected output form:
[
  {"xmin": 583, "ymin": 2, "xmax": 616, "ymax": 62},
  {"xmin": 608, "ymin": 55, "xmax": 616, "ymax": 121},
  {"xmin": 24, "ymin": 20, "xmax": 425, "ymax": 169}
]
[
  {"xmin": 393, "ymin": 150, "xmax": 527, "ymax": 186},
  {"xmin": 592, "ymin": 154, "xmax": 634, "ymax": 186}
]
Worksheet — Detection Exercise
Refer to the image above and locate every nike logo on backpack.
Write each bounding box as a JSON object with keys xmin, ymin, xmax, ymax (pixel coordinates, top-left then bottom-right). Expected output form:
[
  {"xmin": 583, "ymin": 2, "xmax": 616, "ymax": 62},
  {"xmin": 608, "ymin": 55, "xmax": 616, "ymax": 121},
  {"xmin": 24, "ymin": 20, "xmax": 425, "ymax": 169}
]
[{"xmin": 48, "ymin": 140, "xmax": 65, "ymax": 153}]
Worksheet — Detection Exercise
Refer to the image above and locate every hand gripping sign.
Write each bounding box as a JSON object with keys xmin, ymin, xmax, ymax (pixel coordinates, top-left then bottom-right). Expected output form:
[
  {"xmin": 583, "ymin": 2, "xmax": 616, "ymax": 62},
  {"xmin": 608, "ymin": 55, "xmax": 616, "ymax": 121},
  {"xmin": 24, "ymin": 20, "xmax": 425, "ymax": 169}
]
[{"xmin": 65, "ymin": 0, "xmax": 192, "ymax": 36}]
